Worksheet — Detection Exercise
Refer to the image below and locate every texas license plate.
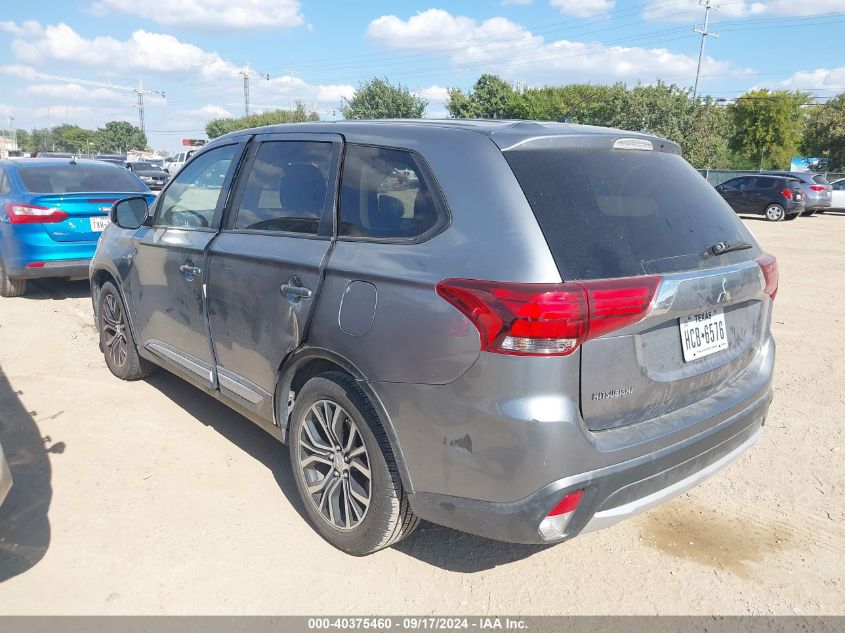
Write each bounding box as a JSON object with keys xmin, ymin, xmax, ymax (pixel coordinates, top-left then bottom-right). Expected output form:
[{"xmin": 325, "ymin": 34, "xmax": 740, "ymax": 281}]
[
  {"xmin": 89, "ymin": 216, "xmax": 110, "ymax": 232},
  {"xmin": 679, "ymin": 309, "xmax": 728, "ymax": 362}
]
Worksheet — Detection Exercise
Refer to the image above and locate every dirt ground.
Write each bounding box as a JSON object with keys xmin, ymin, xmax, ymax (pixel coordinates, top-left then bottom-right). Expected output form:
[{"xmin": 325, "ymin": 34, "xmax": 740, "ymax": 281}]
[{"xmin": 0, "ymin": 213, "xmax": 842, "ymax": 615}]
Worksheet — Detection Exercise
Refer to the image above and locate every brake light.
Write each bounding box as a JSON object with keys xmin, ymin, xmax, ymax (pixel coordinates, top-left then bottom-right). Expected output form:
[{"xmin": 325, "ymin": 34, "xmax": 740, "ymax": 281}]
[
  {"xmin": 809, "ymin": 185, "xmax": 826, "ymax": 191},
  {"xmin": 4, "ymin": 202, "xmax": 68, "ymax": 224},
  {"xmin": 436, "ymin": 275, "xmax": 661, "ymax": 356},
  {"xmin": 780, "ymin": 189, "xmax": 792, "ymax": 200},
  {"xmin": 538, "ymin": 489, "xmax": 584, "ymax": 541},
  {"xmin": 755, "ymin": 254, "xmax": 778, "ymax": 300}
]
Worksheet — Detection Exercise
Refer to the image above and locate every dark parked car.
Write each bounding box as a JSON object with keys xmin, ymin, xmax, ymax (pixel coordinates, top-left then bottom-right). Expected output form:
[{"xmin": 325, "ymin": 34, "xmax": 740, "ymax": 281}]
[
  {"xmin": 128, "ymin": 161, "xmax": 170, "ymax": 190},
  {"xmin": 764, "ymin": 171, "xmax": 832, "ymax": 215},
  {"xmin": 716, "ymin": 175, "xmax": 805, "ymax": 221},
  {"xmin": 91, "ymin": 121, "xmax": 776, "ymax": 555}
]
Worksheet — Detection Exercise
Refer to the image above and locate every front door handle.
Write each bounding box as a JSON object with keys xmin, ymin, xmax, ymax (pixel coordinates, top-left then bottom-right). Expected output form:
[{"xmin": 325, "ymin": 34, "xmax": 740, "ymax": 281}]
[
  {"xmin": 281, "ymin": 283, "xmax": 313, "ymax": 299},
  {"xmin": 180, "ymin": 263, "xmax": 202, "ymax": 278}
]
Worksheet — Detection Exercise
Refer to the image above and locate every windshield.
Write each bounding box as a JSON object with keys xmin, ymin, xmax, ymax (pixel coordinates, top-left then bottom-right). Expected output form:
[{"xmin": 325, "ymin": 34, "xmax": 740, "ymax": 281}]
[
  {"xmin": 504, "ymin": 147, "xmax": 761, "ymax": 280},
  {"xmin": 18, "ymin": 164, "xmax": 147, "ymax": 194}
]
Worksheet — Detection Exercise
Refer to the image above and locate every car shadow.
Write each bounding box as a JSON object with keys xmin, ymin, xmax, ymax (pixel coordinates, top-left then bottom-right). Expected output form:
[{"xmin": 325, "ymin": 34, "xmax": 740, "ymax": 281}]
[
  {"xmin": 25, "ymin": 279, "xmax": 91, "ymax": 301},
  {"xmin": 0, "ymin": 363, "xmax": 54, "ymax": 583},
  {"xmin": 145, "ymin": 372, "xmax": 548, "ymax": 572}
]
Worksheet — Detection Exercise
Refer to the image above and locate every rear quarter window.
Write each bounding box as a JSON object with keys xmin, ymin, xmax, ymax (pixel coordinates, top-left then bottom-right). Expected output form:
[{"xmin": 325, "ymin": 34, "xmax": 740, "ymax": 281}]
[
  {"xmin": 504, "ymin": 147, "xmax": 761, "ymax": 280},
  {"xmin": 812, "ymin": 174, "xmax": 830, "ymax": 185}
]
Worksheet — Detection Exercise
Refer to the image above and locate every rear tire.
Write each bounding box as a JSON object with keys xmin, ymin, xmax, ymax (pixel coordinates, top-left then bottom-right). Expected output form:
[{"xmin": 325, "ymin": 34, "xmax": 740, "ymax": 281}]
[
  {"xmin": 765, "ymin": 204, "xmax": 785, "ymax": 222},
  {"xmin": 0, "ymin": 258, "xmax": 26, "ymax": 298},
  {"xmin": 288, "ymin": 371, "xmax": 419, "ymax": 555},
  {"xmin": 801, "ymin": 209, "xmax": 816, "ymax": 217},
  {"xmin": 785, "ymin": 213, "xmax": 800, "ymax": 221},
  {"xmin": 97, "ymin": 281, "xmax": 156, "ymax": 380}
]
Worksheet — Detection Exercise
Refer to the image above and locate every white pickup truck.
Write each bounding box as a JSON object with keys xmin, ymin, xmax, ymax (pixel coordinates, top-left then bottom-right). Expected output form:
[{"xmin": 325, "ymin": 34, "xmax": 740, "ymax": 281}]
[{"xmin": 164, "ymin": 149, "xmax": 198, "ymax": 176}]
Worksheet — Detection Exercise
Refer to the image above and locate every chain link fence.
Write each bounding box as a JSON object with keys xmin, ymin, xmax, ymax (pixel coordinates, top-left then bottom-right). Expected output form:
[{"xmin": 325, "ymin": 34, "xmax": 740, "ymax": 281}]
[{"xmin": 698, "ymin": 169, "xmax": 845, "ymax": 186}]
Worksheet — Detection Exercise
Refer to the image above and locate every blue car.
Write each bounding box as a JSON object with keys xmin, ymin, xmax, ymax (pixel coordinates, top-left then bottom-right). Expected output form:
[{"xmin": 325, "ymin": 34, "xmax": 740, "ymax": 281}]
[{"xmin": 0, "ymin": 158, "xmax": 156, "ymax": 297}]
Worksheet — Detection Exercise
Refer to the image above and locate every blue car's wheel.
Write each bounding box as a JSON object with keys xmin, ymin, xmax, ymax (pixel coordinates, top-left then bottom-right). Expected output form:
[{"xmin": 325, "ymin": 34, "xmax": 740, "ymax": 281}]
[{"xmin": 0, "ymin": 258, "xmax": 26, "ymax": 298}]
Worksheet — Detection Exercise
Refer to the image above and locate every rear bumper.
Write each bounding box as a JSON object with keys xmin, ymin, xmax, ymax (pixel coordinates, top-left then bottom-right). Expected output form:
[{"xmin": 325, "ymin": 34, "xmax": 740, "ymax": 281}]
[
  {"xmin": 0, "ymin": 444, "xmax": 12, "ymax": 508},
  {"xmin": 6, "ymin": 259, "xmax": 91, "ymax": 280},
  {"xmin": 407, "ymin": 389, "xmax": 768, "ymax": 544}
]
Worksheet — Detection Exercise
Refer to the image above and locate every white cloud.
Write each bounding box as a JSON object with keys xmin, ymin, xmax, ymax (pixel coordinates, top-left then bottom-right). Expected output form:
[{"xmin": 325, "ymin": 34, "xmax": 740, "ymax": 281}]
[
  {"xmin": 366, "ymin": 9, "xmax": 741, "ymax": 85},
  {"xmin": 90, "ymin": 0, "xmax": 304, "ymax": 30},
  {"xmin": 781, "ymin": 67, "xmax": 845, "ymax": 92},
  {"xmin": 0, "ymin": 21, "xmax": 240, "ymax": 78},
  {"xmin": 501, "ymin": 0, "xmax": 533, "ymax": 5},
  {"xmin": 644, "ymin": 0, "xmax": 843, "ymax": 21},
  {"xmin": 414, "ymin": 85, "xmax": 450, "ymax": 102},
  {"xmin": 316, "ymin": 84, "xmax": 356, "ymax": 102},
  {"xmin": 550, "ymin": 0, "xmax": 614, "ymax": 18}
]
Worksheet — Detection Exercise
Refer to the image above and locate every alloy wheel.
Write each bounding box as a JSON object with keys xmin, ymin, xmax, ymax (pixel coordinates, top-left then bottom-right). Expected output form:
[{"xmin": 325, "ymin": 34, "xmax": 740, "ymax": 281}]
[
  {"xmin": 298, "ymin": 399, "xmax": 372, "ymax": 530},
  {"xmin": 101, "ymin": 293, "xmax": 129, "ymax": 368},
  {"xmin": 765, "ymin": 205, "xmax": 784, "ymax": 221}
]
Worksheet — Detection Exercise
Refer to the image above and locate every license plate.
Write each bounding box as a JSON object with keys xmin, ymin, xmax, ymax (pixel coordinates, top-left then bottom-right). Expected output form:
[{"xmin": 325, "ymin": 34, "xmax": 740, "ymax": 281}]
[
  {"xmin": 89, "ymin": 216, "xmax": 110, "ymax": 232},
  {"xmin": 679, "ymin": 309, "xmax": 728, "ymax": 362}
]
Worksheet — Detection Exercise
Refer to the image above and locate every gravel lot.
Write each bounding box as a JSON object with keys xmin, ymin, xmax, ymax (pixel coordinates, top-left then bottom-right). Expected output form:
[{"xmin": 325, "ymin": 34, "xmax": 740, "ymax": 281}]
[{"xmin": 0, "ymin": 213, "xmax": 843, "ymax": 615}]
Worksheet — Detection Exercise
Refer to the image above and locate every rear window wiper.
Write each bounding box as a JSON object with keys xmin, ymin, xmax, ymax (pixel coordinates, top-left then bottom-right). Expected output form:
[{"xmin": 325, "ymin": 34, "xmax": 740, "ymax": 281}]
[{"xmin": 707, "ymin": 240, "xmax": 753, "ymax": 257}]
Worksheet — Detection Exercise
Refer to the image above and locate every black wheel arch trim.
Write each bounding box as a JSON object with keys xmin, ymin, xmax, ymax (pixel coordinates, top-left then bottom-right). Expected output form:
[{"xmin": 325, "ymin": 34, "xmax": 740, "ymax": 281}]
[{"xmin": 275, "ymin": 345, "xmax": 415, "ymax": 494}]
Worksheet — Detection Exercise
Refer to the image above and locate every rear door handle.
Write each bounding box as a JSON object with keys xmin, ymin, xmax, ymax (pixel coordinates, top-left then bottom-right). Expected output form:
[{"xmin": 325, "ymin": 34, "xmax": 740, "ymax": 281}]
[
  {"xmin": 281, "ymin": 284, "xmax": 313, "ymax": 299},
  {"xmin": 180, "ymin": 263, "xmax": 202, "ymax": 278}
]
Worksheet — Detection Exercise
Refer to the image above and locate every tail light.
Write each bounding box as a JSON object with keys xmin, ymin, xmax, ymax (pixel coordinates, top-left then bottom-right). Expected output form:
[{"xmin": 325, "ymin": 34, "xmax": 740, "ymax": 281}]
[
  {"xmin": 4, "ymin": 202, "xmax": 68, "ymax": 224},
  {"xmin": 809, "ymin": 185, "xmax": 826, "ymax": 192},
  {"xmin": 538, "ymin": 489, "xmax": 584, "ymax": 541},
  {"xmin": 436, "ymin": 275, "xmax": 661, "ymax": 356},
  {"xmin": 755, "ymin": 254, "xmax": 778, "ymax": 300},
  {"xmin": 780, "ymin": 189, "xmax": 792, "ymax": 200}
]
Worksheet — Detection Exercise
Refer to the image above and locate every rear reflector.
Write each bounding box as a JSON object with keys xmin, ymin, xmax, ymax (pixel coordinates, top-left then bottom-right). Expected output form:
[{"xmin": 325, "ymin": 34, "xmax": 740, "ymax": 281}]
[
  {"xmin": 755, "ymin": 254, "xmax": 778, "ymax": 300},
  {"xmin": 436, "ymin": 276, "xmax": 660, "ymax": 356},
  {"xmin": 538, "ymin": 489, "xmax": 584, "ymax": 541},
  {"xmin": 4, "ymin": 202, "xmax": 68, "ymax": 224},
  {"xmin": 25, "ymin": 262, "xmax": 45, "ymax": 269}
]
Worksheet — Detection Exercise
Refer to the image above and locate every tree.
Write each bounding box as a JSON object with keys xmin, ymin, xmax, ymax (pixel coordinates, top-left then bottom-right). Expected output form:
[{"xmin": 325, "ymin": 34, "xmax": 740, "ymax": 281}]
[
  {"xmin": 205, "ymin": 103, "xmax": 319, "ymax": 139},
  {"xmin": 446, "ymin": 74, "xmax": 518, "ymax": 119},
  {"xmin": 729, "ymin": 89, "xmax": 807, "ymax": 170},
  {"xmin": 50, "ymin": 124, "xmax": 97, "ymax": 154},
  {"xmin": 340, "ymin": 77, "xmax": 427, "ymax": 119},
  {"xmin": 94, "ymin": 121, "xmax": 147, "ymax": 153},
  {"xmin": 802, "ymin": 94, "xmax": 845, "ymax": 171}
]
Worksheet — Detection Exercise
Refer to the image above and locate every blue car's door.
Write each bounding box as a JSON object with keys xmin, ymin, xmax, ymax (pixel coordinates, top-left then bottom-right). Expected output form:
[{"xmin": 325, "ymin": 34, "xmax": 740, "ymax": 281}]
[{"xmin": 124, "ymin": 140, "xmax": 247, "ymax": 388}]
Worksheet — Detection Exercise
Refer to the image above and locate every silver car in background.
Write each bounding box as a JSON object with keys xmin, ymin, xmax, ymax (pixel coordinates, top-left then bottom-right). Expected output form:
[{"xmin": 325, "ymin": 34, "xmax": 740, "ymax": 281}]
[
  {"xmin": 91, "ymin": 120, "xmax": 777, "ymax": 555},
  {"xmin": 765, "ymin": 171, "xmax": 832, "ymax": 215},
  {"xmin": 0, "ymin": 442, "xmax": 12, "ymax": 507}
]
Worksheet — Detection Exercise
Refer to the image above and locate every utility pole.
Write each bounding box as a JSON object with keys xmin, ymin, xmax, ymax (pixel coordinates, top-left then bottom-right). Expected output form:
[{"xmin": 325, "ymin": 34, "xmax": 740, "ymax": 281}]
[
  {"xmin": 285, "ymin": 67, "xmax": 299, "ymax": 112},
  {"xmin": 693, "ymin": 0, "xmax": 719, "ymax": 103},
  {"xmin": 240, "ymin": 63, "xmax": 271, "ymax": 117}
]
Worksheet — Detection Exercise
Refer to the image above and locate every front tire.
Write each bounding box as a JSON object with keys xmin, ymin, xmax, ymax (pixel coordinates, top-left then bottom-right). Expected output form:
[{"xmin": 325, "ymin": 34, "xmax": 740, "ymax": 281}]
[
  {"xmin": 97, "ymin": 281, "xmax": 155, "ymax": 380},
  {"xmin": 289, "ymin": 372, "xmax": 419, "ymax": 555},
  {"xmin": 765, "ymin": 204, "xmax": 786, "ymax": 222},
  {"xmin": 0, "ymin": 258, "xmax": 27, "ymax": 298}
]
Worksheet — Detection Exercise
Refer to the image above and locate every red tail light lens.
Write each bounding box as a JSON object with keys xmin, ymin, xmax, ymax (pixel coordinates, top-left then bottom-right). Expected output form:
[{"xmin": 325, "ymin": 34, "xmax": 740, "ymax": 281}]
[
  {"xmin": 780, "ymin": 189, "xmax": 792, "ymax": 200},
  {"xmin": 436, "ymin": 275, "xmax": 660, "ymax": 356},
  {"xmin": 809, "ymin": 185, "xmax": 825, "ymax": 191},
  {"xmin": 755, "ymin": 254, "xmax": 778, "ymax": 300},
  {"xmin": 4, "ymin": 202, "xmax": 68, "ymax": 224},
  {"xmin": 547, "ymin": 489, "xmax": 584, "ymax": 517}
]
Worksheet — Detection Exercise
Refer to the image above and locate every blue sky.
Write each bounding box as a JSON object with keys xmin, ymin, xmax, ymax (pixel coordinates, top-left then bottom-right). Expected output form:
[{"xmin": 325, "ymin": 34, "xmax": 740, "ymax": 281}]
[{"xmin": 1, "ymin": 0, "xmax": 844, "ymax": 152}]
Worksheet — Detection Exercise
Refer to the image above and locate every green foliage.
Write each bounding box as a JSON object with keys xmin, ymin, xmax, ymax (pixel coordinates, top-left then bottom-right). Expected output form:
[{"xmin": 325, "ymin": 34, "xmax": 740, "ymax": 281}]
[
  {"xmin": 340, "ymin": 77, "xmax": 427, "ymax": 119},
  {"xmin": 446, "ymin": 74, "xmax": 518, "ymax": 119},
  {"xmin": 205, "ymin": 103, "xmax": 319, "ymax": 139},
  {"xmin": 94, "ymin": 121, "xmax": 148, "ymax": 154},
  {"xmin": 729, "ymin": 89, "xmax": 807, "ymax": 170},
  {"xmin": 802, "ymin": 94, "xmax": 845, "ymax": 171},
  {"xmin": 50, "ymin": 124, "xmax": 97, "ymax": 153}
]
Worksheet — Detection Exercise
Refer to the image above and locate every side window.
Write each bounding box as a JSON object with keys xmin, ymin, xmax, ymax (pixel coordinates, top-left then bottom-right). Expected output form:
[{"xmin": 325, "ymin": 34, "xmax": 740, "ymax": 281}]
[
  {"xmin": 156, "ymin": 144, "xmax": 237, "ymax": 229},
  {"xmin": 833, "ymin": 181, "xmax": 845, "ymax": 191},
  {"xmin": 736, "ymin": 177, "xmax": 753, "ymax": 191},
  {"xmin": 754, "ymin": 178, "xmax": 776, "ymax": 190},
  {"xmin": 339, "ymin": 145, "xmax": 443, "ymax": 240},
  {"xmin": 0, "ymin": 170, "xmax": 9, "ymax": 195},
  {"xmin": 233, "ymin": 141, "xmax": 333, "ymax": 234}
]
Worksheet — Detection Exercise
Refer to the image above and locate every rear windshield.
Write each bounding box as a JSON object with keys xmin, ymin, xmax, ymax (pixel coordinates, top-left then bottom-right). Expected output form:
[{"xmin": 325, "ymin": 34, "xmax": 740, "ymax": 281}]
[
  {"xmin": 504, "ymin": 148, "xmax": 760, "ymax": 279},
  {"xmin": 812, "ymin": 174, "xmax": 829, "ymax": 185},
  {"xmin": 18, "ymin": 164, "xmax": 146, "ymax": 194}
]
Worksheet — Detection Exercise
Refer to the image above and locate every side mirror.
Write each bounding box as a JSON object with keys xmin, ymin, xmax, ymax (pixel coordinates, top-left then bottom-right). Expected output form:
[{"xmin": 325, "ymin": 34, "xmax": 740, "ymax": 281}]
[{"xmin": 111, "ymin": 196, "xmax": 150, "ymax": 230}]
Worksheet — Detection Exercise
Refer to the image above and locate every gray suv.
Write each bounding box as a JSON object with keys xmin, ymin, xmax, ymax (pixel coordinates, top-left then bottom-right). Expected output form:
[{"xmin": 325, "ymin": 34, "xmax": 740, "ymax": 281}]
[
  {"xmin": 764, "ymin": 171, "xmax": 832, "ymax": 215},
  {"xmin": 91, "ymin": 120, "xmax": 777, "ymax": 555}
]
